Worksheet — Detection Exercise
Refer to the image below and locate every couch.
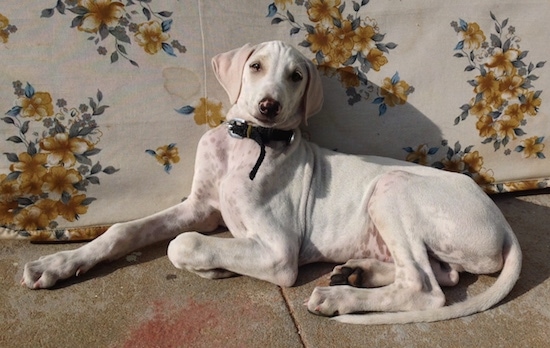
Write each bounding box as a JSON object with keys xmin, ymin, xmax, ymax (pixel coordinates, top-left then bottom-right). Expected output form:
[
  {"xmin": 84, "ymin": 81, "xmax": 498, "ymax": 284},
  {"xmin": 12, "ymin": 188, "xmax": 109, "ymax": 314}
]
[{"xmin": 1, "ymin": 0, "xmax": 548, "ymax": 240}]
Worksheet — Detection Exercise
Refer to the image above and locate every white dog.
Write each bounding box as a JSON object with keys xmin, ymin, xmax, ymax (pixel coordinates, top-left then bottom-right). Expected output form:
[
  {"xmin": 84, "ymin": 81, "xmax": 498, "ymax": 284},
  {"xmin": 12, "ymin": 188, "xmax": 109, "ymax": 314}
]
[{"xmin": 22, "ymin": 41, "xmax": 522, "ymax": 325}]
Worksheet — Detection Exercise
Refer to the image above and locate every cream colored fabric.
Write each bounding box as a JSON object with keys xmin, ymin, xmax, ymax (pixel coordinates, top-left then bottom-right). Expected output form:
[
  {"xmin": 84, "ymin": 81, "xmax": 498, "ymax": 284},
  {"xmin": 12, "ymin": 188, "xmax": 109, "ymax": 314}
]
[{"xmin": 1, "ymin": 0, "xmax": 548, "ymax": 240}]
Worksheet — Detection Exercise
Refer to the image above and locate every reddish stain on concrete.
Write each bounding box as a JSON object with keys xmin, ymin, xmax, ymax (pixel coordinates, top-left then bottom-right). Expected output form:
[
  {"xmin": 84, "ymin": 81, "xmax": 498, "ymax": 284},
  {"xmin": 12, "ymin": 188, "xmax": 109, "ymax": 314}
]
[
  {"xmin": 119, "ymin": 300, "xmax": 220, "ymax": 348},
  {"xmin": 118, "ymin": 297, "xmax": 267, "ymax": 348}
]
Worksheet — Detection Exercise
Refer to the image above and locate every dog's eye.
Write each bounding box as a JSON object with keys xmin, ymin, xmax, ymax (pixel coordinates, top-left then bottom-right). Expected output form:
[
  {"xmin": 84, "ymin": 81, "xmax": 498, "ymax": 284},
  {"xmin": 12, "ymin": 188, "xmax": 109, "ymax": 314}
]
[
  {"xmin": 291, "ymin": 70, "xmax": 303, "ymax": 82},
  {"xmin": 250, "ymin": 62, "xmax": 261, "ymax": 72}
]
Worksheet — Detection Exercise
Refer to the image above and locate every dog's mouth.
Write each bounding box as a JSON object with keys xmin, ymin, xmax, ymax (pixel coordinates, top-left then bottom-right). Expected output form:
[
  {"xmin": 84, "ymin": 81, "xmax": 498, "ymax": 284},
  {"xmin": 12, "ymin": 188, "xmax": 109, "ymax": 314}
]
[
  {"xmin": 253, "ymin": 114, "xmax": 277, "ymax": 125},
  {"xmin": 252, "ymin": 114, "xmax": 301, "ymax": 131},
  {"xmin": 250, "ymin": 113, "xmax": 281, "ymax": 128},
  {"xmin": 247, "ymin": 100, "xmax": 296, "ymax": 130}
]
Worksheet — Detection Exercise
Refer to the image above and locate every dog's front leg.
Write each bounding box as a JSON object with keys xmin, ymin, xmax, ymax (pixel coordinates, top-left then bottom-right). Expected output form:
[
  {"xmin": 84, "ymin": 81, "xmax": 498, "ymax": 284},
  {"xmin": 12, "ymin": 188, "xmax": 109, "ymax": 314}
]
[
  {"xmin": 22, "ymin": 198, "xmax": 220, "ymax": 289},
  {"xmin": 167, "ymin": 232, "xmax": 300, "ymax": 287}
]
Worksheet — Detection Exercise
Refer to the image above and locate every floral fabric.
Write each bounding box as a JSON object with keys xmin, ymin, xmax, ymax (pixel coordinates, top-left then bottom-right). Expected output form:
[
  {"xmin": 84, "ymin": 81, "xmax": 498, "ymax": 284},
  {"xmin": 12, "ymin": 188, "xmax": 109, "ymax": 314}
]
[{"xmin": 1, "ymin": 0, "xmax": 548, "ymax": 240}]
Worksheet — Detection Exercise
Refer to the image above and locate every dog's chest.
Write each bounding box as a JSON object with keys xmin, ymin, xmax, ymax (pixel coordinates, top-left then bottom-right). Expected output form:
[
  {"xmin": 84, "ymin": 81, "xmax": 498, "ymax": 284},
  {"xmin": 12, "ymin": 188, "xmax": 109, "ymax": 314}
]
[
  {"xmin": 228, "ymin": 139, "xmax": 265, "ymax": 176},
  {"xmin": 216, "ymin": 138, "xmax": 297, "ymax": 237}
]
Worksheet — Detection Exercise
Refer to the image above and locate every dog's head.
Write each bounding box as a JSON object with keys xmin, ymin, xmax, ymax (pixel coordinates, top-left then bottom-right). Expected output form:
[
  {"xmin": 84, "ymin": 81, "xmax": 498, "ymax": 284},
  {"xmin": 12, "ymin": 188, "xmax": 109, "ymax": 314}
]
[{"xmin": 212, "ymin": 41, "xmax": 324, "ymax": 130}]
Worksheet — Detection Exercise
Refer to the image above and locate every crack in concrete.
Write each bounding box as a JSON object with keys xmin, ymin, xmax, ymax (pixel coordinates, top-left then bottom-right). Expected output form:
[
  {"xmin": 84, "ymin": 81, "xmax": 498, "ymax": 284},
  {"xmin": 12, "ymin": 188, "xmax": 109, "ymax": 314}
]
[{"xmin": 279, "ymin": 286, "xmax": 307, "ymax": 348}]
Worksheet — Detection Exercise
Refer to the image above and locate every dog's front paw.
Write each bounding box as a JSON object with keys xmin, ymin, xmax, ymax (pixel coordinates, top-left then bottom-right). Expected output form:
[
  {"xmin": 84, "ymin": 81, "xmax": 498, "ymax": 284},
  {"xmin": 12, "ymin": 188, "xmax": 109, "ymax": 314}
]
[
  {"xmin": 22, "ymin": 250, "xmax": 89, "ymax": 289},
  {"xmin": 307, "ymin": 286, "xmax": 353, "ymax": 317}
]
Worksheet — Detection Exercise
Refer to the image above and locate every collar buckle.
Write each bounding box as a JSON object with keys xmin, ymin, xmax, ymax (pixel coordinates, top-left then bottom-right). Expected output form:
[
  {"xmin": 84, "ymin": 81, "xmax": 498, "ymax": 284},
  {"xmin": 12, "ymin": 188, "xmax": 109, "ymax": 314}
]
[
  {"xmin": 288, "ymin": 132, "xmax": 295, "ymax": 145},
  {"xmin": 227, "ymin": 118, "xmax": 247, "ymax": 139}
]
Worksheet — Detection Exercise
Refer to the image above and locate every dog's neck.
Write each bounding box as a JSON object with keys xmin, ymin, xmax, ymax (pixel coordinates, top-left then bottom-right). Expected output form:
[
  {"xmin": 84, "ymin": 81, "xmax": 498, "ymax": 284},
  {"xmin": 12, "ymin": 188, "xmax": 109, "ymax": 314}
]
[
  {"xmin": 227, "ymin": 118, "xmax": 295, "ymax": 143},
  {"xmin": 226, "ymin": 118, "xmax": 295, "ymax": 180}
]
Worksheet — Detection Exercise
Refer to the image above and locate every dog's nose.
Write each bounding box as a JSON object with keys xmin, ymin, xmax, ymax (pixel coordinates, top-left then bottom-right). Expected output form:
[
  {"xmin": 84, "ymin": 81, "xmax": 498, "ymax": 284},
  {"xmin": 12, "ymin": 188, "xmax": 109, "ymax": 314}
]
[{"xmin": 258, "ymin": 97, "xmax": 281, "ymax": 118}]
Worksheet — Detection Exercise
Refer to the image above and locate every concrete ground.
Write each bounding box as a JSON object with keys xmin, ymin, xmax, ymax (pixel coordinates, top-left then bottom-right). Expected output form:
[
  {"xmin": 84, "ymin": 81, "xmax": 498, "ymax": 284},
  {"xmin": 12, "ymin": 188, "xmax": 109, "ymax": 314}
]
[{"xmin": 1, "ymin": 191, "xmax": 550, "ymax": 348}]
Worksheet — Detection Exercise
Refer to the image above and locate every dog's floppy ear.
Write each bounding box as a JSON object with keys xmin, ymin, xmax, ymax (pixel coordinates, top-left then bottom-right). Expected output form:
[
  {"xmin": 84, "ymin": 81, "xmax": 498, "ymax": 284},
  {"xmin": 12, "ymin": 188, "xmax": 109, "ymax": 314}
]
[
  {"xmin": 302, "ymin": 58, "xmax": 324, "ymax": 124},
  {"xmin": 212, "ymin": 43, "xmax": 256, "ymax": 105}
]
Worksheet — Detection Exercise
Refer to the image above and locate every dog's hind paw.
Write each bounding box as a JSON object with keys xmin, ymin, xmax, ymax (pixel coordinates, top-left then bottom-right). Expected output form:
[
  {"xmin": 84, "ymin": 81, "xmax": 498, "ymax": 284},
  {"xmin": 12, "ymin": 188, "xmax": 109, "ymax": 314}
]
[
  {"xmin": 329, "ymin": 259, "xmax": 396, "ymax": 288},
  {"xmin": 307, "ymin": 286, "xmax": 357, "ymax": 317},
  {"xmin": 329, "ymin": 266, "xmax": 363, "ymax": 287}
]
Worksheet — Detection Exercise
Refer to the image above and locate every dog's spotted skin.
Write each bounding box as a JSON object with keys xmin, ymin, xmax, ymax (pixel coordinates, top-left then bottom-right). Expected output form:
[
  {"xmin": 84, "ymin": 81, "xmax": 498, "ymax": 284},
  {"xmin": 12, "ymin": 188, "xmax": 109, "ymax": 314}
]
[{"xmin": 22, "ymin": 41, "xmax": 521, "ymax": 325}]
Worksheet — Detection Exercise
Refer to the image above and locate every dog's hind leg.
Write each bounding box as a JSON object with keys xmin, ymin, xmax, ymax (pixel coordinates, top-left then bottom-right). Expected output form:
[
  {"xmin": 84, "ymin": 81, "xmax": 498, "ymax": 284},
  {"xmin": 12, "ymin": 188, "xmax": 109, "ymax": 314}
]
[
  {"xmin": 309, "ymin": 221, "xmax": 446, "ymax": 316},
  {"xmin": 329, "ymin": 257, "xmax": 460, "ymax": 289},
  {"xmin": 308, "ymin": 171, "xmax": 449, "ymax": 316},
  {"xmin": 308, "ymin": 245, "xmax": 446, "ymax": 316}
]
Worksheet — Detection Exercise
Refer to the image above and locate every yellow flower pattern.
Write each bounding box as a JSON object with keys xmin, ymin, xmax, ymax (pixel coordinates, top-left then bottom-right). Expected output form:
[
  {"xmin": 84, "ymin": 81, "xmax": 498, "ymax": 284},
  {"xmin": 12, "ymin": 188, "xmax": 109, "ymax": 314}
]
[
  {"xmin": 146, "ymin": 144, "xmax": 181, "ymax": 174},
  {"xmin": 452, "ymin": 13, "xmax": 546, "ymax": 159},
  {"xmin": 176, "ymin": 97, "xmax": 226, "ymax": 127},
  {"xmin": 274, "ymin": 0, "xmax": 293, "ymax": 11},
  {"xmin": 76, "ymin": 0, "xmax": 125, "ymax": 33},
  {"xmin": 42, "ymin": 167, "xmax": 83, "ymax": 195},
  {"xmin": 40, "ymin": 133, "xmax": 94, "ymax": 167},
  {"xmin": 17, "ymin": 92, "xmax": 55, "ymax": 121},
  {"xmin": 193, "ymin": 98, "xmax": 226, "ymax": 127},
  {"xmin": 0, "ymin": 12, "xmax": 16, "ymax": 43},
  {"xmin": 404, "ymin": 141, "xmax": 495, "ymax": 189},
  {"xmin": 517, "ymin": 136, "xmax": 545, "ymax": 159},
  {"xmin": 40, "ymin": 0, "xmax": 186, "ymax": 66},
  {"xmin": 404, "ymin": 12, "xmax": 547, "ymax": 194},
  {"xmin": 1, "ymin": 82, "xmax": 118, "ymax": 235},
  {"xmin": 267, "ymin": 0, "xmax": 414, "ymax": 115},
  {"xmin": 404, "ymin": 144, "xmax": 432, "ymax": 166},
  {"xmin": 379, "ymin": 76, "xmax": 410, "ymax": 107},
  {"xmin": 307, "ymin": 0, "xmax": 342, "ymax": 25},
  {"xmin": 135, "ymin": 20, "xmax": 170, "ymax": 55},
  {"xmin": 9, "ymin": 153, "xmax": 48, "ymax": 182},
  {"xmin": 460, "ymin": 22, "xmax": 486, "ymax": 50}
]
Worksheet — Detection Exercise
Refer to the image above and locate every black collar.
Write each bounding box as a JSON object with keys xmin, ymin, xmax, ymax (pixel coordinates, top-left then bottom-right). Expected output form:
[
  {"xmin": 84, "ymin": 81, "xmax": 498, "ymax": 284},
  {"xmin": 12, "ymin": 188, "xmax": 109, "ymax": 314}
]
[{"xmin": 227, "ymin": 119, "xmax": 295, "ymax": 180}]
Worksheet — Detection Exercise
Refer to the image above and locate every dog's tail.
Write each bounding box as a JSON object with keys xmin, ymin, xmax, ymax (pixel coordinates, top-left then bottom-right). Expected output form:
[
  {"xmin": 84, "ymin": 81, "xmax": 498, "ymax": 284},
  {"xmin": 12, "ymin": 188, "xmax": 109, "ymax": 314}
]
[{"xmin": 333, "ymin": 228, "xmax": 522, "ymax": 325}]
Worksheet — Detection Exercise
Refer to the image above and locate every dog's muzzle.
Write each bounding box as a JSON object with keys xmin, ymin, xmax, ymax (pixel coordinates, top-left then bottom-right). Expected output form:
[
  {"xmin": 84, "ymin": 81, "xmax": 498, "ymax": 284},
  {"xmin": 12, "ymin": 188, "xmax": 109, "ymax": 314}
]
[{"xmin": 258, "ymin": 97, "xmax": 281, "ymax": 119}]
